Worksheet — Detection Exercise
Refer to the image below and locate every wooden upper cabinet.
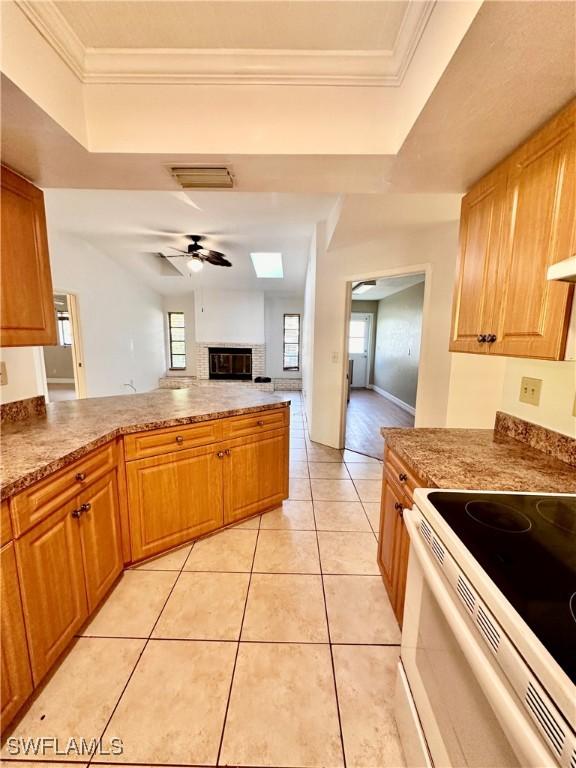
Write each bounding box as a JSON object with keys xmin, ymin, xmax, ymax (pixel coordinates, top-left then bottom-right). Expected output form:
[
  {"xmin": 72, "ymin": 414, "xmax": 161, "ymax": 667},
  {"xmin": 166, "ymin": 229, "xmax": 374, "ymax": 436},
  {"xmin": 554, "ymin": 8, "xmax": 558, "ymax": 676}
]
[
  {"xmin": 1, "ymin": 542, "xmax": 33, "ymax": 731},
  {"xmin": 0, "ymin": 166, "xmax": 56, "ymax": 347},
  {"xmin": 494, "ymin": 106, "xmax": 575, "ymax": 358},
  {"xmin": 449, "ymin": 99, "xmax": 575, "ymax": 360},
  {"xmin": 450, "ymin": 167, "xmax": 506, "ymax": 354}
]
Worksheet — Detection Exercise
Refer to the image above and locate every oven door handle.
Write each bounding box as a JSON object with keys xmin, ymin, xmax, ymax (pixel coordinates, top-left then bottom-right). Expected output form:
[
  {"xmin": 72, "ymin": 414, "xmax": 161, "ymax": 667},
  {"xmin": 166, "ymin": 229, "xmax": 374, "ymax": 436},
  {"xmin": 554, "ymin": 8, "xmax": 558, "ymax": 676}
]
[{"xmin": 403, "ymin": 509, "xmax": 557, "ymax": 768}]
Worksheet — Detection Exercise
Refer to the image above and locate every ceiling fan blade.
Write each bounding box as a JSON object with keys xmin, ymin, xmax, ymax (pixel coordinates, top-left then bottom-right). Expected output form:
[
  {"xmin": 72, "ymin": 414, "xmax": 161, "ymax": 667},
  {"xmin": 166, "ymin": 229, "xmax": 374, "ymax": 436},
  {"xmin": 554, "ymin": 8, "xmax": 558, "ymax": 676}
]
[
  {"xmin": 205, "ymin": 254, "xmax": 232, "ymax": 267},
  {"xmin": 169, "ymin": 246, "xmax": 191, "ymax": 255}
]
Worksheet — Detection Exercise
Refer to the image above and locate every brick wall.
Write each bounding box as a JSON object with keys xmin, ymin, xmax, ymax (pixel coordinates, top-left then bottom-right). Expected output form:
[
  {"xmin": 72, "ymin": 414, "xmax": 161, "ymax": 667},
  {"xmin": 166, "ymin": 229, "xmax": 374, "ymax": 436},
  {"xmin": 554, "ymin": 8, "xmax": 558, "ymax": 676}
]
[{"xmin": 195, "ymin": 342, "xmax": 266, "ymax": 381}]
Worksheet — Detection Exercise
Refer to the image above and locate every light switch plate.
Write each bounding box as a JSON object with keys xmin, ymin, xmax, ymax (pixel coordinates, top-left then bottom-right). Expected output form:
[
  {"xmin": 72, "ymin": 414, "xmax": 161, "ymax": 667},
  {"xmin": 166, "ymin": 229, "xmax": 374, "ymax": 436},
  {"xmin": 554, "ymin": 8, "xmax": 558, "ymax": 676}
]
[
  {"xmin": 0, "ymin": 361, "xmax": 7, "ymax": 386},
  {"xmin": 519, "ymin": 376, "xmax": 542, "ymax": 406}
]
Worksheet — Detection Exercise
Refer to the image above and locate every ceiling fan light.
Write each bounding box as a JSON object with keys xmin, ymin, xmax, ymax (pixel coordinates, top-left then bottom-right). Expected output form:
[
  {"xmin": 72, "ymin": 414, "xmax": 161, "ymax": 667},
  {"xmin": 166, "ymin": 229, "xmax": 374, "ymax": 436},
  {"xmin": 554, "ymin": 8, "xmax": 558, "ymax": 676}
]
[{"xmin": 187, "ymin": 257, "xmax": 204, "ymax": 273}]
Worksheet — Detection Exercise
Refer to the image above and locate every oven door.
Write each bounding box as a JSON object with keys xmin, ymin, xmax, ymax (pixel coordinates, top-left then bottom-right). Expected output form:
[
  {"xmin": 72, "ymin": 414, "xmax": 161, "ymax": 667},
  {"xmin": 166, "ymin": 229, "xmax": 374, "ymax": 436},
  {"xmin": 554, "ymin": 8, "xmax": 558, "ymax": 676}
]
[{"xmin": 398, "ymin": 507, "xmax": 557, "ymax": 768}]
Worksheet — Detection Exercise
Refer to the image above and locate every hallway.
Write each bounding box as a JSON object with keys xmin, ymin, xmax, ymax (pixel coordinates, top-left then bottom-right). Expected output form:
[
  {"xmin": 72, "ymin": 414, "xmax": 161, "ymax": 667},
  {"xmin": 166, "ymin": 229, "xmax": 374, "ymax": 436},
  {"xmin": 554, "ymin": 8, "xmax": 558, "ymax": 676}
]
[{"xmin": 345, "ymin": 389, "xmax": 414, "ymax": 460}]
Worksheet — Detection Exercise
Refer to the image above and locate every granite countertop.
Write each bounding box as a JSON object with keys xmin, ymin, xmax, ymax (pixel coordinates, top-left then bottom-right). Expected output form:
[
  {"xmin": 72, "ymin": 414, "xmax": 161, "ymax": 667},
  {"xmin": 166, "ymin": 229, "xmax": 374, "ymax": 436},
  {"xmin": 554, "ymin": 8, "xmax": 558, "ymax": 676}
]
[
  {"xmin": 381, "ymin": 427, "xmax": 576, "ymax": 494},
  {"xmin": 1, "ymin": 386, "xmax": 290, "ymax": 501}
]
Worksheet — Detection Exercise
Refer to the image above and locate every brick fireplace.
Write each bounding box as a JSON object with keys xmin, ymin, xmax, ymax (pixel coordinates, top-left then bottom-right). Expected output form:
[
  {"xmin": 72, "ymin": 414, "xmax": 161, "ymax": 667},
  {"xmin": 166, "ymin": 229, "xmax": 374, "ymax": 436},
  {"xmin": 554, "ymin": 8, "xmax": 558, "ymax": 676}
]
[{"xmin": 196, "ymin": 342, "xmax": 266, "ymax": 381}]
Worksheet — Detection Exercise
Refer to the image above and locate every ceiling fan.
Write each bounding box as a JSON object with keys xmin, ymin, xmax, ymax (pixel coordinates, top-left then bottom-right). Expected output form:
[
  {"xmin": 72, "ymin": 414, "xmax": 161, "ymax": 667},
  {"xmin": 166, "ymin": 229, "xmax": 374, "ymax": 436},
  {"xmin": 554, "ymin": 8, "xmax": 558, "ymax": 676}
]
[{"xmin": 168, "ymin": 234, "xmax": 232, "ymax": 272}]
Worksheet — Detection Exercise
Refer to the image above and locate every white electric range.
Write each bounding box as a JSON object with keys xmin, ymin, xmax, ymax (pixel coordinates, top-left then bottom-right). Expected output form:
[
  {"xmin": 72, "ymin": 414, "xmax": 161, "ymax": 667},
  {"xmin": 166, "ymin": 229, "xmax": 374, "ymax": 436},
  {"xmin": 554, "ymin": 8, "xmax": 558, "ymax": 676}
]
[{"xmin": 395, "ymin": 488, "xmax": 576, "ymax": 768}]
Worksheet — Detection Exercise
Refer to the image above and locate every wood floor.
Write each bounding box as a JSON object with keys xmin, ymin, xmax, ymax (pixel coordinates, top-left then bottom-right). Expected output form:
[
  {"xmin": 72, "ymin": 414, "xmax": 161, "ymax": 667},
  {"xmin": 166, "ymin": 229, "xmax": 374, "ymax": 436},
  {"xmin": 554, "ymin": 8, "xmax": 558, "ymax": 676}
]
[{"xmin": 345, "ymin": 388, "xmax": 414, "ymax": 460}]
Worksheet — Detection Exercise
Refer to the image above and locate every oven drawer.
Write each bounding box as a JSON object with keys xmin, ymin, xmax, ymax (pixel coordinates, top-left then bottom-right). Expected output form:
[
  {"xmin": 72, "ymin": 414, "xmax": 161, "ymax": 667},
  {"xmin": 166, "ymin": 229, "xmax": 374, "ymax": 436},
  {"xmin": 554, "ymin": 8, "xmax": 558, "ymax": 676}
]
[
  {"xmin": 222, "ymin": 408, "xmax": 288, "ymax": 439},
  {"xmin": 124, "ymin": 420, "xmax": 223, "ymax": 461}
]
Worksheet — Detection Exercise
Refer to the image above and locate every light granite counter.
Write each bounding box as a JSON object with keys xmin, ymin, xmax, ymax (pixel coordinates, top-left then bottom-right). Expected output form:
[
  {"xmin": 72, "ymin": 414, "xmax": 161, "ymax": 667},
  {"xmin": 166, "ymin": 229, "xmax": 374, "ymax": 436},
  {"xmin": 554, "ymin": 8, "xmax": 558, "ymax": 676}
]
[{"xmin": 1, "ymin": 386, "xmax": 290, "ymax": 501}]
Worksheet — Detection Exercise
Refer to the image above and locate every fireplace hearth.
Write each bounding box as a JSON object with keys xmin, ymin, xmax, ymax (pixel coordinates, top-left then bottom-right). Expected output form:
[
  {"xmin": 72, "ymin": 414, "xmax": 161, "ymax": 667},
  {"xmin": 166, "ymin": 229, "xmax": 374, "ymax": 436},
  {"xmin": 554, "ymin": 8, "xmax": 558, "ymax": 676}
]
[{"xmin": 208, "ymin": 347, "xmax": 252, "ymax": 381}]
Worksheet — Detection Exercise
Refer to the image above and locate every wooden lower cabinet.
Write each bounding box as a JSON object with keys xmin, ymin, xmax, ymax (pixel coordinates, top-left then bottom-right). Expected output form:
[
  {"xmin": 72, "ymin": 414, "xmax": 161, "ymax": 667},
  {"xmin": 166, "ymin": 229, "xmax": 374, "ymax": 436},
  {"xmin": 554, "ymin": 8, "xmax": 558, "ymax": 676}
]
[
  {"xmin": 126, "ymin": 443, "xmax": 225, "ymax": 561},
  {"xmin": 16, "ymin": 499, "xmax": 88, "ymax": 685},
  {"xmin": 1, "ymin": 542, "xmax": 33, "ymax": 730},
  {"xmin": 77, "ymin": 471, "xmax": 123, "ymax": 612},
  {"xmin": 377, "ymin": 448, "xmax": 422, "ymax": 627},
  {"xmin": 223, "ymin": 429, "xmax": 288, "ymax": 525}
]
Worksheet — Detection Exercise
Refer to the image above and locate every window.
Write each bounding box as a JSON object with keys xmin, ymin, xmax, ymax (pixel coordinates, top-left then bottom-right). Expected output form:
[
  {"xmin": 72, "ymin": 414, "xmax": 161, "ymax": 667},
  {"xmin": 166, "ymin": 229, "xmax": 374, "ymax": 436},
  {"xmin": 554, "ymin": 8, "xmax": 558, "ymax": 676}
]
[
  {"xmin": 57, "ymin": 310, "xmax": 72, "ymax": 346},
  {"xmin": 283, "ymin": 314, "xmax": 300, "ymax": 371},
  {"xmin": 168, "ymin": 312, "xmax": 186, "ymax": 369},
  {"xmin": 348, "ymin": 319, "xmax": 367, "ymax": 354}
]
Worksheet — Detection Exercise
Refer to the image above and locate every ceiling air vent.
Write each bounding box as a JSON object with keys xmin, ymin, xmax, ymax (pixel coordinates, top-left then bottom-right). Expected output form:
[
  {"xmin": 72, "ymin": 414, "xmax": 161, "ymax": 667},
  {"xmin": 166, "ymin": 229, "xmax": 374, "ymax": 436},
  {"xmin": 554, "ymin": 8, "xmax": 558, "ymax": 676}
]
[{"xmin": 170, "ymin": 166, "xmax": 234, "ymax": 189}]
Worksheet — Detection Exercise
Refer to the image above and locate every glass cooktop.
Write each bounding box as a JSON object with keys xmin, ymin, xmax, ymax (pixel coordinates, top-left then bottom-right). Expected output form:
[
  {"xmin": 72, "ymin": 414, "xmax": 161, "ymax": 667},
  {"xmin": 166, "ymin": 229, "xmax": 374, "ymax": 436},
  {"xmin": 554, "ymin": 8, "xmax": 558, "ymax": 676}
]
[{"xmin": 427, "ymin": 491, "xmax": 576, "ymax": 684}]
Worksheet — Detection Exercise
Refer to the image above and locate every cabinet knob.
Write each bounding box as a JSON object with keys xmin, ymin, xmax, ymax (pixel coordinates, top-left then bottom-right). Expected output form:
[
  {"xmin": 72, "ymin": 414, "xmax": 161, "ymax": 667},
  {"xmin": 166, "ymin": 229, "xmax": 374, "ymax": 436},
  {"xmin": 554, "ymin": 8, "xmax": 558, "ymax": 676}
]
[
  {"xmin": 477, "ymin": 334, "xmax": 487, "ymax": 343},
  {"xmin": 225, "ymin": 448, "xmax": 232, "ymax": 456},
  {"xmin": 75, "ymin": 472, "xmax": 86, "ymax": 482},
  {"xmin": 486, "ymin": 334, "xmax": 497, "ymax": 343},
  {"xmin": 216, "ymin": 451, "xmax": 225, "ymax": 458},
  {"xmin": 175, "ymin": 435, "xmax": 184, "ymax": 444},
  {"xmin": 80, "ymin": 503, "xmax": 91, "ymax": 513},
  {"xmin": 257, "ymin": 420, "xmax": 264, "ymax": 427},
  {"xmin": 398, "ymin": 473, "xmax": 407, "ymax": 482},
  {"xmin": 71, "ymin": 508, "xmax": 81, "ymax": 519},
  {"xmin": 394, "ymin": 502, "xmax": 403, "ymax": 512}
]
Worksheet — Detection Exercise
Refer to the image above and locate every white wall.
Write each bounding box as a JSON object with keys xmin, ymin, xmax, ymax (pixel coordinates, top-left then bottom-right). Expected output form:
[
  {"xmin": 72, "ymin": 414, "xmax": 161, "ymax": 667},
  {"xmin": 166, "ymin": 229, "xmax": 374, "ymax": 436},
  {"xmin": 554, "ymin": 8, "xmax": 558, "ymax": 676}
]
[
  {"xmin": 46, "ymin": 229, "xmax": 166, "ymax": 397},
  {"xmin": 306, "ymin": 222, "xmax": 459, "ymax": 447},
  {"xmin": 302, "ymin": 225, "xmax": 322, "ymax": 426},
  {"xmin": 0, "ymin": 347, "xmax": 45, "ymax": 404},
  {"xmin": 163, "ymin": 293, "xmax": 197, "ymax": 377},
  {"xmin": 194, "ymin": 289, "xmax": 265, "ymax": 344},
  {"xmin": 264, "ymin": 295, "xmax": 304, "ymax": 379}
]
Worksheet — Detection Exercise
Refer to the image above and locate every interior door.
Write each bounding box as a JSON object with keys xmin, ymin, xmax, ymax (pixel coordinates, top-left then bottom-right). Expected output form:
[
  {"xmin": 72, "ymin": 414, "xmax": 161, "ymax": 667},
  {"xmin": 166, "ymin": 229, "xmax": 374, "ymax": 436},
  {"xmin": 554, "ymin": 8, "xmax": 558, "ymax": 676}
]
[{"xmin": 349, "ymin": 313, "xmax": 371, "ymax": 388}]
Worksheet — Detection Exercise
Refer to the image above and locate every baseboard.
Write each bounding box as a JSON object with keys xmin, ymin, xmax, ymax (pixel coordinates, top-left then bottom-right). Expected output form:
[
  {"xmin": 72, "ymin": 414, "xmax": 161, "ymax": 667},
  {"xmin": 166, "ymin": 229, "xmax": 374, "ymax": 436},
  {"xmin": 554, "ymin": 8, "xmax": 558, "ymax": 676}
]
[
  {"xmin": 47, "ymin": 378, "xmax": 75, "ymax": 385},
  {"xmin": 372, "ymin": 385, "xmax": 416, "ymax": 415}
]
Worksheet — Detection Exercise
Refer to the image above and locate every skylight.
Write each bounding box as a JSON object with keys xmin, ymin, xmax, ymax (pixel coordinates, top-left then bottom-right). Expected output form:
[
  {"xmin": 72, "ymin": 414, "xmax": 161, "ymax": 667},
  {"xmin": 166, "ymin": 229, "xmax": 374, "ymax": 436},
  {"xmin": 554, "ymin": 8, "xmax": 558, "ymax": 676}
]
[{"xmin": 250, "ymin": 252, "xmax": 284, "ymax": 279}]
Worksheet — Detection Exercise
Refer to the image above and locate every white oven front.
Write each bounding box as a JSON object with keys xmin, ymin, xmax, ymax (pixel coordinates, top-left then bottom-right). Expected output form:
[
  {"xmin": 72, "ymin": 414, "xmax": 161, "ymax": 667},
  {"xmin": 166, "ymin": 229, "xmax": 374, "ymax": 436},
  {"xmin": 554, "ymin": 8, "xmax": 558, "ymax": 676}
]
[{"xmin": 396, "ymin": 506, "xmax": 558, "ymax": 768}]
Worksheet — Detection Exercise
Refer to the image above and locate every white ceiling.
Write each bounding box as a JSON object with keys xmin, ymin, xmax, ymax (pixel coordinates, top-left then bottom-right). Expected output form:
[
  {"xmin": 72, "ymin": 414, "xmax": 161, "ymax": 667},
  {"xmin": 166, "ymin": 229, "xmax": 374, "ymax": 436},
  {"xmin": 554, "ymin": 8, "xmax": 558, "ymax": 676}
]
[
  {"xmin": 44, "ymin": 189, "xmax": 336, "ymax": 296},
  {"xmin": 54, "ymin": 1, "xmax": 410, "ymax": 51},
  {"xmin": 352, "ymin": 273, "xmax": 425, "ymax": 301}
]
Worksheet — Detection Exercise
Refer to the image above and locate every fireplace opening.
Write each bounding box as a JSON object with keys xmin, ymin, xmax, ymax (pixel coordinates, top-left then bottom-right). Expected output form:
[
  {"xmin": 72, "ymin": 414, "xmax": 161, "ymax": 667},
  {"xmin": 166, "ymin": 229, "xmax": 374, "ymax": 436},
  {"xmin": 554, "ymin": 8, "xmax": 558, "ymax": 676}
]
[{"xmin": 208, "ymin": 347, "xmax": 252, "ymax": 381}]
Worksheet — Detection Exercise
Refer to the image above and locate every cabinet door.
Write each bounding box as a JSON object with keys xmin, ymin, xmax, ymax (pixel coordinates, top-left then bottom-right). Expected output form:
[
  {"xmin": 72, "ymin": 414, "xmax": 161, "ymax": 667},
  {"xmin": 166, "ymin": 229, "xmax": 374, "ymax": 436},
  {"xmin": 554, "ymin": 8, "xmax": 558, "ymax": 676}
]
[
  {"xmin": 449, "ymin": 167, "xmax": 506, "ymax": 353},
  {"xmin": 127, "ymin": 444, "xmax": 224, "ymax": 561},
  {"xmin": 223, "ymin": 428, "xmax": 288, "ymax": 525},
  {"xmin": 494, "ymin": 107, "xmax": 575, "ymax": 359},
  {"xmin": 0, "ymin": 166, "xmax": 56, "ymax": 347},
  {"xmin": 377, "ymin": 476, "xmax": 404, "ymax": 602},
  {"xmin": 1, "ymin": 542, "xmax": 33, "ymax": 731},
  {"xmin": 78, "ymin": 472, "xmax": 123, "ymax": 612},
  {"xmin": 16, "ymin": 501, "xmax": 88, "ymax": 685},
  {"xmin": 392, "ymin": 518, "xmax": 411, "ymax": 627}
]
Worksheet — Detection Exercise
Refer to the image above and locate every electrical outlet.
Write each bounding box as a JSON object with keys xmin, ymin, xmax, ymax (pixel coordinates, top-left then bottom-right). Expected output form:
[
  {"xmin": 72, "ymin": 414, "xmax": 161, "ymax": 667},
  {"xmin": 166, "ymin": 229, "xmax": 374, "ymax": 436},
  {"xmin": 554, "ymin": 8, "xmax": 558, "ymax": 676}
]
[
  {"xmin": 0, "ymin": 361, "xmax": 7, "ymax": 386},
  {"xmin": 519, "ymin": 376, "xmax": 542, "ymax": 406},
  {"xmin": 330, "ymin": 351, "xmax": 339, "ymax": 364}
]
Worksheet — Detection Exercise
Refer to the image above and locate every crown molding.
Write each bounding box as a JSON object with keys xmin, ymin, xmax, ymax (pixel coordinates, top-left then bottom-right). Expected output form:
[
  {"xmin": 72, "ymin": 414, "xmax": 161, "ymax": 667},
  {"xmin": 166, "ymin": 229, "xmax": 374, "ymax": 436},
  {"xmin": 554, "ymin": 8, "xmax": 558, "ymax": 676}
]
[{"xmin": 15, "ymin": 0, "xmax": 435, "ymax": 87}]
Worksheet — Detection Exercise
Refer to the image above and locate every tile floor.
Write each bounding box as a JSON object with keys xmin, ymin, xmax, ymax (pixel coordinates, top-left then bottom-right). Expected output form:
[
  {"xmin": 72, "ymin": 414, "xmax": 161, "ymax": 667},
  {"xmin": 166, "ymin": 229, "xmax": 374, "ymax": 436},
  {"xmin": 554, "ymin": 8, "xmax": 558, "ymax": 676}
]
[{"xmin": 3, "ymin": 394, "xmax": 405, "ymax": 768}]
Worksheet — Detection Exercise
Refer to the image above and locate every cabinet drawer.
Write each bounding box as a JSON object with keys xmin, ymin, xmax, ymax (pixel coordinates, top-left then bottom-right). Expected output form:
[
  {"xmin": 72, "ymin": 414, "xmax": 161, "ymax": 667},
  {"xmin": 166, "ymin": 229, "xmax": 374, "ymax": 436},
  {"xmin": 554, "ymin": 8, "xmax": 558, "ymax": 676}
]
[
  {"xmin": 384, "ymin": 448, "xmax": 422, "ymax": 502},
  {"xmin": 11, "ymin": 442, "xmax": 117, "ymax": 537},
  {"xmin": 124, "ymin": 420, "xmax": 222, "ymax": 461},
  {"xmin": 1, "ymin": 499, "xmax": 12, "ymax": 547},
  {"xmin": 222, "ymin": 408, "xmax": 288, "ymax": 439}
]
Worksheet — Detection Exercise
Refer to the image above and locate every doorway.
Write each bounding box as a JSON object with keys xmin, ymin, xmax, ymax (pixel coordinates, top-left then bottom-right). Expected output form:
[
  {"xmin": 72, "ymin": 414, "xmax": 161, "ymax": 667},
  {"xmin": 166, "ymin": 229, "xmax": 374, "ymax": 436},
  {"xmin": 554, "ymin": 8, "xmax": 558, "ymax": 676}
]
[
  {"xmin": 42, "ymin": 294, "xmax": 86, "ymax": 402},
  {"xmin": 344, "ymin": 274, "xmax": 425, "ymax": 459}
]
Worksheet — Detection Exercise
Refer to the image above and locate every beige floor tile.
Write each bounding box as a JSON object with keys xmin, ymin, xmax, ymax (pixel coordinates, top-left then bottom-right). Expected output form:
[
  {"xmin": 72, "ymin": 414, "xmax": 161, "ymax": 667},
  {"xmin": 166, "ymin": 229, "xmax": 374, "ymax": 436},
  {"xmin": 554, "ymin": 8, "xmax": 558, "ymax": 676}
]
[
  {"xmin": 253, "ymin": 530, "xmax": 320, "ymax": 573},
  {"xmin": 81, "ymin": 571, "xmax": 177, "ymax": 638},
  {"xmin": 288, "ymin": 477, "xmax": 312, "ymax": 500},
  {"xmin": 132, "ymin": 544, "xmax": 191, "ymax": 571},
  {"xmin": 242, "ymin": 574, "xmax": 328, "ymax": 642},
  {"xmin": 220, "ymin": 643, "xmax": 344, "ymax": 767},
  {"xmin": 318, "ymin": 532, "xmax": 379, "ymax": 575},
  {"xmin": 353, "ymin": 479, "xmax": 383, "ymax": 503},
  {"xmin": 2, "ymin": 638, "xmax": 144, "ymax": 761},
  {"xmin": 183, "ymin": 529, "xmax": 257, "ymax": 572},
  {"xmin": 346, "ymin": 462, "xmax": 384, "ymax": 481},
  {"xmin": 260, "ymin": 500, "xmax": 315, "ymax": 530},
  {"xmin": 311, "ymin": 478, "xmax": 359, "ymax": 502},
  {"xmin": 306, "ymin": 444, "xmax": 343, "ymax": 462},
  {"xmin": 289, "ymin": 460, "xmax": 309, "ymax": 478},
  {"xmin": 231, "ymin": 514, "xmax": 261, "ymax": 529},
  {"xmin": 342, "ymin": 450, "xmax": 381, "ymax": 464},
  {"xmin": 290, "ymin": 448, "xmax": 308, "ymax": 462},
  {"xmin": 96, "ymin": 640, "xmax": 236, "ymax": 765},
  {"xmin": 333, "ymin": 645, "xmax": 405, "ymax": 768},
  {"xmin": 290, "ymin": 437, "xmax": 306, "ymax": 450},
  {"xmin": 152, "ymin": 572, "xmax": 250, "ymax": 640},
  {"xmin": 323, "ymin": 575, "xmax": 400, "ymax": 643},
  {"xmin": 363, "ymin": 502, "xmax": 381, "ymax": 534},
  {"xmin": 314, "ymin": 501, "xmax": 371, "ymax": 532},
  {"xmin": 308, "ymin": 462, "xmax": 350, "ymax": 479}
]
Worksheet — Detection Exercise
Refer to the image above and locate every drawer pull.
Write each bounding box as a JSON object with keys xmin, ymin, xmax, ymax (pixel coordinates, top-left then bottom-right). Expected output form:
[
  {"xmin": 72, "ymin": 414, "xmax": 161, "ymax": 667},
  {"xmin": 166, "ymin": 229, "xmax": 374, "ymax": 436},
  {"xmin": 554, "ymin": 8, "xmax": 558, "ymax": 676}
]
[
  {"xmin": 175, "ymin": 435, "xmax": 184, "ymax": 444},
  {"xmin": 71, "ymin": 508, "xmax": 81, "ymax": 519},
  {"xmin": 398, "ymin": 473, "xmax": 407, "ymax": 482},
  {"xmin": 394, "ymin": 502, "xmax": 403, "ymax": 512},
  {"xmin": 216, "ymin": 451, "xmax": 225, "ymax": 458},
  {"xmin": 80, "ymin": 503, "xmax": 91, "ymax": 514},
  {"xmin": 75, "ymin": 472, "xmax": 87, "ymax": 482},
  {"xmin": 477, "ymin": 334, "xmax": 487, "ymax": 343},
  {"xmin": 257, "ymin": 420, "xmax": 265, "ymax": 426}
]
